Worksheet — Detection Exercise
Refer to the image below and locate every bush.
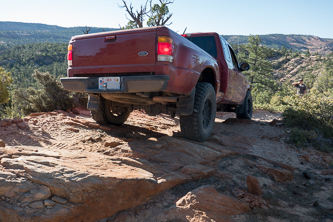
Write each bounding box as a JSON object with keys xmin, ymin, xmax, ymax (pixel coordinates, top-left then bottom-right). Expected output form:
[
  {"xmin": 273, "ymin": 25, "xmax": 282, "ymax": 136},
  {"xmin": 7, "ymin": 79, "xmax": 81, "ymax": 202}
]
[
  {"xmin": 286, "ymin": 128, "xmax": 317, "ymax": 147},
  {"xmin": 282, "ymin": 94, "xmax": 333, "ymax": 151},
  {"xmin": 0, "ymin": 67, "xmax": 13, "ymax": 104},
  {"xmin": 12, "ymin": 70, "xmax": 76, "ymax": 116}
]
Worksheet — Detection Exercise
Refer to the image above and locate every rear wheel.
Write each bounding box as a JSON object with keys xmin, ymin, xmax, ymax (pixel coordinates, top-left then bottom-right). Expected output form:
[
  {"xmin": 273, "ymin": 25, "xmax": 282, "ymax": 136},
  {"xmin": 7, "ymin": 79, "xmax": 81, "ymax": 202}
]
[
  {"xmin": 236, "ymin": 90, "xmax": 253, "ymax": 119},
  {"xmin": 105, "ymin": 100, "xmax": 131, "ymax": 126},
  {"xmin": 91, "ymin": 98, "xmax": 131, "ymax": 126},
  {"xmin": 180, "ymin": 82, "xmax": 216, "ymax": 142}
]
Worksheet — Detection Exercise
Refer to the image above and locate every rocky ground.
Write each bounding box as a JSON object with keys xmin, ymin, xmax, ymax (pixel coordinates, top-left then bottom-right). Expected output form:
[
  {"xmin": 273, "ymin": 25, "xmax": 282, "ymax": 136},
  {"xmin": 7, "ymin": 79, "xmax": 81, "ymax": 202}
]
[{"xmin": 0, "ymin": 109, "xmax": 332, "ymax": 222}]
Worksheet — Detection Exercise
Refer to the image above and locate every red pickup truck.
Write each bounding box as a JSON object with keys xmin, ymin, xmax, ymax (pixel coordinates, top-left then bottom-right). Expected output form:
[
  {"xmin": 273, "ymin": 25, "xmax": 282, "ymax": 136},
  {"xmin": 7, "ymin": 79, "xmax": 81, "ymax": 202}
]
[{"xmin": 61, "ymin": 26, "xmax": 252, "ymax": 141}]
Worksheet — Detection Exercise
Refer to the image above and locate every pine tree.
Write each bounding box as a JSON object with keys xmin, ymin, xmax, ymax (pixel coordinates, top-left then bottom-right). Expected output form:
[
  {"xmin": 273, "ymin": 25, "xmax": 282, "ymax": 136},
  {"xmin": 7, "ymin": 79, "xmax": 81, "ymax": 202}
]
[
  {"xmin": 305, "ymin": 49, "xmax": 311, "ymax": 57},
  {"xmin": 238, "ymin": 35, "xmax": 279, "ymax": 105},
  {"xmin": 147, "ymin": 0, "xmax": 173, "ymax": 26},
  {"xmin": 313, "ymin": 58, "xmax": 333, "ymax": 95},
  {"xmin": 244, "ymin": 35, "xmax": 277, "ymax": 92},
  {"xmin": 0, "ymin": 67, "xmax": 13, "ymax": 104}
]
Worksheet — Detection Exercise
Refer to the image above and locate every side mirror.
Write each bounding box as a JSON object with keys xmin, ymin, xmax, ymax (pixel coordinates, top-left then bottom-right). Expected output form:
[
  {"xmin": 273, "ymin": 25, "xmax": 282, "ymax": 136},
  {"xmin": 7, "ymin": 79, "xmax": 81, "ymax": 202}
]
[{"xmin": 239, "ymin": 62, "xmax": 250, "ymax": 71}]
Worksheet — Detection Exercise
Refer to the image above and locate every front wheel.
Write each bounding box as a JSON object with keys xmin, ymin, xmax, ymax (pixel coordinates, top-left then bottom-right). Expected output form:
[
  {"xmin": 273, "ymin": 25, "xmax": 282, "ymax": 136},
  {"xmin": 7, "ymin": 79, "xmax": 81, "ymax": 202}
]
[
  {"xmin": 236, "ymin": 90, "xmax": 253, "ymax": 119},
  {"xmin": 180, "ymin": 82, "xmax": 216, "ymax": 142}
]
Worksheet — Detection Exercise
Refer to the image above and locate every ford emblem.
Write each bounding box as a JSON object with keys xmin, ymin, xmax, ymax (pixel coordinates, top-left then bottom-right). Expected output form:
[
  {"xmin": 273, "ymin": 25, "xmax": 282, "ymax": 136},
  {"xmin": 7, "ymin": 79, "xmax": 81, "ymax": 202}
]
[{"xmin": 138, "ymin": 51, "xmax": 149, "ymax": 56}]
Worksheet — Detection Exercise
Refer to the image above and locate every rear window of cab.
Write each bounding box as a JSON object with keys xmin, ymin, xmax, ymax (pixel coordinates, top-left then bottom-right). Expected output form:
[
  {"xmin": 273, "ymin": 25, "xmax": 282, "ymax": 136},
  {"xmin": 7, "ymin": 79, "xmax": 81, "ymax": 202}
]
[{"xmin": 185, "ymin": 36, "xmax": 217, "ymax": 58}]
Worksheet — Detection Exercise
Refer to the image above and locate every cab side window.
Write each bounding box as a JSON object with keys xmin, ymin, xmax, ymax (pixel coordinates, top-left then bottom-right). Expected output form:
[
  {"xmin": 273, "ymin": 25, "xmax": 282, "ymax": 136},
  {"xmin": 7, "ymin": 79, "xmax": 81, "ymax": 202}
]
[
  {"xmin": 220, "ymin": 37, "xmax": 234, "ymax": 69},
  {"xmin": 228, "ymin": 46, "xmax": 239, "ymax": 69}
]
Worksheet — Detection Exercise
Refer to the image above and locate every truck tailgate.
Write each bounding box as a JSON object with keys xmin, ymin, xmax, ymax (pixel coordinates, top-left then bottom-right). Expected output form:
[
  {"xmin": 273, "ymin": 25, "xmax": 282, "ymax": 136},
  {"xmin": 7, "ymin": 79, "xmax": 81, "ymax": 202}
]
[{"xmin": 70, "ymin": 28, "xmax": 157, "ymax": 75}]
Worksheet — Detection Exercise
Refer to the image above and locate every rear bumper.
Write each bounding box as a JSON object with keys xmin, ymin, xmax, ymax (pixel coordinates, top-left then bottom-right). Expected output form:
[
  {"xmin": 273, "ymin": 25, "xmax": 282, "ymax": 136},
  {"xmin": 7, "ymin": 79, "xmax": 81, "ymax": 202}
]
[{"xmin": 60, "ymin": 75, "xmax": 169, "ymax": 93}]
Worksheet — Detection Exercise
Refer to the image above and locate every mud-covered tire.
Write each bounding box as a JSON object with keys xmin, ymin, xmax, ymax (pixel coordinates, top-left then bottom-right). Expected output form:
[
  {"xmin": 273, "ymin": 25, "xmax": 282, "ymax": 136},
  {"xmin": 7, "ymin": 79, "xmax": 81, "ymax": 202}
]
[
  {"xmin": 180, "ymin": 82, "xmax": 216, "ymax": 142},
  {"xmin": 236, "ymin": 90, "xmax": 253, "ymax": 119},
  {"xmin": 91, "ymin": 98, "xmax": 130, "ymax": 126}
]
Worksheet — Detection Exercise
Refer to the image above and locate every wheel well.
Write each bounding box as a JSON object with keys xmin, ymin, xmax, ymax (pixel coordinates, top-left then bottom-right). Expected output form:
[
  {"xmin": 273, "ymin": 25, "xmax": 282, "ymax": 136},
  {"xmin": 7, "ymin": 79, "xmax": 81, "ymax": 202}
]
[{"xmin": 198, "ymin": 68, "xmax": 216, "ymax": 91}]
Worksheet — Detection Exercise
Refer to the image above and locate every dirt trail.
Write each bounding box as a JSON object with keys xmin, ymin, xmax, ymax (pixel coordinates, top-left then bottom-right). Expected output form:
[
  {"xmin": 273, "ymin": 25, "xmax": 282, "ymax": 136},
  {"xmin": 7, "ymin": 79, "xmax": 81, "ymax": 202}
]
[{"xmin": 0, "ymin": 109, "xmax": 332, "ymax": 222}]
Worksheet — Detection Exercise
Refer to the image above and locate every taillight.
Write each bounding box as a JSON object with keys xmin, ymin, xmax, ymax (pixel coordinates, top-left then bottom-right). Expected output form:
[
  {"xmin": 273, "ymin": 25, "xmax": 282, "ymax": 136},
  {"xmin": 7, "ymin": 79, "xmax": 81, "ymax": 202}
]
[
  {"xmin": 68, "ymin": 44, "xmax": 73, "ymax": 66},
  {"xmin": 158, "ymin": 42, "xmax": 173, "ymax": 55},
  {"xmin": 157, "ymin": 36, "xmax": 174, "ymax": 62}
]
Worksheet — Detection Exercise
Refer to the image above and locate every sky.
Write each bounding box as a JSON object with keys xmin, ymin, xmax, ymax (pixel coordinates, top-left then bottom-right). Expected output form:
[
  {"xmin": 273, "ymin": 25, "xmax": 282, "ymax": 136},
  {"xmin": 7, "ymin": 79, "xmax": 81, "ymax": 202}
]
[{"xmin": 1, "ymin": 0, "xmax": 333, "ymax": 39}]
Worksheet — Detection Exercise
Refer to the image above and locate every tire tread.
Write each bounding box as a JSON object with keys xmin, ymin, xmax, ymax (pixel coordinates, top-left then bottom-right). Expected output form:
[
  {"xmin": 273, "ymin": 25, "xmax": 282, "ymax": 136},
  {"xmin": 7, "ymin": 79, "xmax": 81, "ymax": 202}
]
[{"xmin": 180, "ymin": 82, "xmax": 216, "ymax": 141}]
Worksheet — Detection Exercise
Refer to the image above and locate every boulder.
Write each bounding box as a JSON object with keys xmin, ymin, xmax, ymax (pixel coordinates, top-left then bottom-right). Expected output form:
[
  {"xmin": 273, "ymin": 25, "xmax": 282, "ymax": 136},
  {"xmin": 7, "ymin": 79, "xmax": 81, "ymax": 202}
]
[
  {"xmin": 246, "ymin": 175, "xmax": 262, "ymax": 195},
  {"xmin": 29, "ymin": 201, "xmax": 44, "ymax": 209},
  {"xmin": 19, "ymin": 185, "xmax": 51, "ymax": 203},
  {"xmin": 44, "ymin": 199, "xmax": 56, "ymax": 206},
  {"xmin": 51, "ymin": 196, "xmax": 67, "ymax": 205},
  {"xmin": 163, "ymin": 185, "xmax": 250, "ymax": 221}
]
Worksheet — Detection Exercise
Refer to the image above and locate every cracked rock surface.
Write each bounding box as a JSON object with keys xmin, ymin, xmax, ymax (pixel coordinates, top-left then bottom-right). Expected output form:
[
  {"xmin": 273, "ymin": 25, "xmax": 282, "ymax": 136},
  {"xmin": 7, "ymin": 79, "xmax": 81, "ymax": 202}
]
[{"xmin": 0, "ymin": 109, "xmax": 332, "ymax": 222}]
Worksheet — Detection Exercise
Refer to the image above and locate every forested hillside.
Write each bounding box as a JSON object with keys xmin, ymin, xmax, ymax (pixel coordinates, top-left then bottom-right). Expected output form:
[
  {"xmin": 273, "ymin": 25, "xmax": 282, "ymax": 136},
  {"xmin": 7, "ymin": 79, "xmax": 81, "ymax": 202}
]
[
  {"xmin": 0, "ymin": 42, "xmax": 67, "ymax": 89},
  {"xmin": 225, "ymin": 34, "xmax": 333, "ymax": 55},
  {"xmin": 0, "ymin": 22, "xmax": 117, "ymax": 93}
]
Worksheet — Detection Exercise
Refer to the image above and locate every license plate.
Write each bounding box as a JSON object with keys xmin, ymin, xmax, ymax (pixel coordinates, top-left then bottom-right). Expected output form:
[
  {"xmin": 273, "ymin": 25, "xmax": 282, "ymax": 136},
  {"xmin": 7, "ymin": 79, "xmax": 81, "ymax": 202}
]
[{"xmin": 99, "ymin": 77, "xmax": 121, "ymax": 90}]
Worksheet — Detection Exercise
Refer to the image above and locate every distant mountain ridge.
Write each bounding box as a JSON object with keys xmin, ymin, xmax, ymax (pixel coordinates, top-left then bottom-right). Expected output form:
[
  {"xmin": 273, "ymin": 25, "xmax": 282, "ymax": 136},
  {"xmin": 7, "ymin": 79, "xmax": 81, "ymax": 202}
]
[
  {"xmin": 0, "ymin": 21, "xmax": 117, "ymax": 45},
  {"xmin": 1, "ymin": 21, "xmax": 333, "ymax": 54},
  {"xmin": 224, "ymin": 34, "xmax": 333, "ymax": 55},
  {"xmin": 0, "ymin": 21, "xmax": 68, "ymax": 32}
]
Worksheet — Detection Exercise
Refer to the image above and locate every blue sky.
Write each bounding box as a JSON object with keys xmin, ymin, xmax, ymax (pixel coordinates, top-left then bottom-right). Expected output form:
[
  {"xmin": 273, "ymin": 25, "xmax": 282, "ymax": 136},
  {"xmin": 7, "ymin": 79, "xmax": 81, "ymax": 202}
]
[{"xmin": 1, "ymin": 0, "xmax": 333, "ymax": 38}]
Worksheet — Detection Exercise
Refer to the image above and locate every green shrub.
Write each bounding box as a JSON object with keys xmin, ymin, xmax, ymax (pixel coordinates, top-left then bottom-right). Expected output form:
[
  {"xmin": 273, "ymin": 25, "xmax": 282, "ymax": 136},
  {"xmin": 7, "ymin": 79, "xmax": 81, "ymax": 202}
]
[
  {"xmin": 287, "ymin": 128, "xmax": 311, "ymax": 147},
  {"xmin": 12, "ymin": 70, "xmax": 76, "ymax": 116},
  {"xmin": 283, "ymin": 94, "xmax": 333, "ymax": 151},
  {"xmin": 270, "ymin": 95, "xmax": 282, "ymax": 107},
  {"xmin": 0, "ymin": 67, "xmax": 13, "ymax": 104}
]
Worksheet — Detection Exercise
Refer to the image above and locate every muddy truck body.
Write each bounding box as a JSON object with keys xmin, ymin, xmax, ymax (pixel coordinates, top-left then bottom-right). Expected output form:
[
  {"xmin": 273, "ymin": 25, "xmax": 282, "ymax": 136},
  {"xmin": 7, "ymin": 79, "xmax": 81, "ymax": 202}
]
[{"xmin": 61, "ymin": 26, "xmax": 252, "ymax": 141}]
